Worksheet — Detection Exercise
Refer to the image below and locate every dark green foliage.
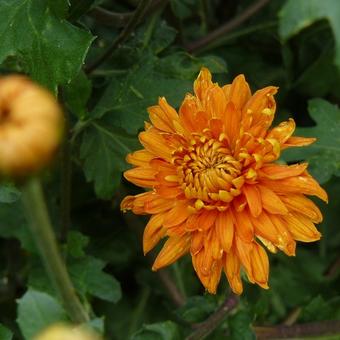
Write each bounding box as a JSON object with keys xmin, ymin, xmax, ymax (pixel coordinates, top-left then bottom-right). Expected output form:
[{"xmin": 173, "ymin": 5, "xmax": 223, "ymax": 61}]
[{"xmin": 0, "ymin": 0, "xmax": 339, "ymax": 339}]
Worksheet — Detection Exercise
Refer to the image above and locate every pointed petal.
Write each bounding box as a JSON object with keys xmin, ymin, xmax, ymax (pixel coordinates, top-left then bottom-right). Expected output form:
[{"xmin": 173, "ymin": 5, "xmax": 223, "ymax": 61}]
[
  {"xmin": 215, "ymin": 210, "xmax": 234, "ymax": 253},
  {"xmin": 163, "ymin": 201, "xmax": 191, "ymax": 228},
  {"xmin": 229, "ymin": 74, "xmax": 251, "ymax": 110},
  {"xmin": 152, "ymin": 234, "xmax": 191, "ymax": 270},
  {"xmin": 259, "ymin": 163, "xmax": 308, "ymax": 180},
  {"xmin": 243, "ymin": 184, "xmax": 262, "ymax": 217},
  {"xmin": 124, "ymin": 167, "xmax": 158, "ymax": 188},
  {"xmin": 283, "ymin": 213, "xmax": 321, "ymax": 242},
  {"xmin": 126, "ymin": 150, "xmax": 153, "ymax": 167},
  {"xmin": 280, "ymin": 194, "xmax": 323, "ymax": 223},
  {"xmin": 282, "ymin": 136, "xmax": 316, "ymax": 149},
  {"xmin": 258, "ymin": 185, "xmax": 288, "ymax": 215},
  {"xmin": 234, "ymin": 210, "xmax": 254, "ymax": 242},
  {"xmin": 194, "ymin": 67, "xmax": 213, "ymax": 102},
  {"xmin": 143, "ymin": 214, "xmax": 166, "ymax": 254},
  {"xmin": 251, "ymin": 243, "xmax": 269, "ymax": 289},
  {"xmin": 261, "ymin": 173, "xmax": 328, "ymax": 202},
  {"xmin": 139, "ymin": 129, "xmax": 173, "ymax": 160},
  {"xmin": 224, "ymin": 249, "xmax": 243, "ymax": 295}
]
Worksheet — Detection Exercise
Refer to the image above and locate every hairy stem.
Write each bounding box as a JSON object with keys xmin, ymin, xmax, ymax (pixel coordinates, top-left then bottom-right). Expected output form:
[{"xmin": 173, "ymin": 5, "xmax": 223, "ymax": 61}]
[
  {"xmin": 22, "ymin": 178, "xmax": 89, "ymax": 323},
  {"xmin": 186, "ymin": 294, "xmax": 239, "ymax": 340}
]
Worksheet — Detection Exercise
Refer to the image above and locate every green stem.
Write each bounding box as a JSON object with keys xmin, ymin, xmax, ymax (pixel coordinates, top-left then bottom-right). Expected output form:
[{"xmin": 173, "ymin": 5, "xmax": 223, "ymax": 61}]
[
  {"xmin": 60, "ymin": 112, "xmax": 72, "ymax": 243},
  {"xmin": 127, "ymin": 286, "xmax": 151, "ymax": 337},
  {"xmin": 173, "ymin": 262, "xmax": 187, "ymax": 298},
  {"xmin": 21, "ymin": 177, "xmax": 89, "ymax": 324}
]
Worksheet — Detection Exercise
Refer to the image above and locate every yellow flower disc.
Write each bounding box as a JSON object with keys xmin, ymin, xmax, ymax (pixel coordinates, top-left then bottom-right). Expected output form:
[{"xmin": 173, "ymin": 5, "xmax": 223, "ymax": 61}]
[{"xmin": 0, "ymin": 75, "xmax": 63, "ymax": 177}]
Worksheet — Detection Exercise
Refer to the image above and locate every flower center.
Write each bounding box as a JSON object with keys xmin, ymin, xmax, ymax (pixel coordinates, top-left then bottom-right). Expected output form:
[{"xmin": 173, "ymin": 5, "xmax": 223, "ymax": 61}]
[{"xmin": 172, "ymin": 134, "xmax": 245, "ymax": 209}]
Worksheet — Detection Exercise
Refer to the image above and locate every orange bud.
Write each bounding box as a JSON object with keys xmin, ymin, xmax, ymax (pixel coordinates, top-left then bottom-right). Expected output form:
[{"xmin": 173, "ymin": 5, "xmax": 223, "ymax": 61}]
[{"xmin": 0, "ymin": 76, "xmax": 63, "ymax": 177}]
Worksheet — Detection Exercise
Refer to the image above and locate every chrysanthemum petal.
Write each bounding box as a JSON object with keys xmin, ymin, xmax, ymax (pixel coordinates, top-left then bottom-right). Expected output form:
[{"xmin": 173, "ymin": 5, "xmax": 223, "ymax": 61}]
[
  {"xmin": 267, "ymin": 118, "xmax": 295, "ymax": 144},
  {"xmin": 229, "ymin": 74, "xmax": 251, "ymax": 110},
  {"xmin": 280, "ymin": 194, "xmax": 322, "ymax": 223},
  {"xmin": 124, "ymin": 167, "xmax": 158, "ymax": 188},
  {"xmin": 143, "ymin": 214, "xmax": 166, "ymax": 254},
  {"xmin": 261, "ymin": 173, "xmax": 328, "ymax": 202},
  {"xmin": 282, "ymin": 136, "xmax": 316, "ymax": 149},
  {"xmin": 243, "ymin": 184, "xmax": 262, "ymax": 217},
  {"xmin": 139, "ymin": 129, "xmax": 173, "ymax": 160},
  {"xmin": 148, "ymin": 97, "xmax": 179, "ymax": 133},
  {"xmin": 224, "ymin": 249, "xmax": 243, "ymax": 295},
  {"xmin": 205, "ymin": 85, "xmax": 227, "ymax": 119},
  {"xmin": 163, "ymin": 201, "xmax": 191, "ymax": 228},
  {"xmin": 215, "ymin": 210, "xmax": 234, "ymax": 253},
  {"xmin": 258, "ymin": 185, "xmax": 288, "ymax": 215},
  {"xmin": 194, "ymin": 67, "xmax": 213, "ymax": 102},
  {"xmin": 259, "ymin": 163, "xmax": 308, "ymax": 180},
  {"xmin": 251, "ymin": 242, "xmax": 269, "ymax": 289},
  {"xmin": 269, "ymin": 214, "xmax": 296, "ymax": 256},
  {"xmin": 152, "ymin": 234, "xmax": 191, "ymax": 270},
  {"xmin": 282, "ymin": 213, "xmax": 321, "ymax": 242},
  {"xmin": 126, "ymin": 150, "xmax": 154, "ymax": 167},
  {"xmin": 234, "ymin": 210, "xmax": 254, "ymax": 242}
]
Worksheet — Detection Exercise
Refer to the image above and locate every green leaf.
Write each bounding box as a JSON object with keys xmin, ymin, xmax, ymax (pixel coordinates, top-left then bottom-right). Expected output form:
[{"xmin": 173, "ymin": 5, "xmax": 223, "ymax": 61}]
[
  {"xmin": 279, "ymin": 0, "xmax": 340, "ymax": 71},
  {"xmin": 80, "ymin": 117, "xmax": 139, "ymax": 198},
  {"xmin": 63, "ymin": 71, "xmax": 91, "ymax": 119},
  {"xmin": 0, "ymin": 184, "xmax": 20, "ymax": 203},
  {"xmin": 69, "ymin": 256, "xmax": 122, "ymax": 303},
  {"xmin": 0, "ymin": 0, "xmax": 94, "ymax": 91},
  {"xmin": 299, "ymin": 295, "xmax": 334, "ymax": 322},
  {"xmin": 0, "ymin": 324, "xmax": 13, "ymax": 340},
  {"xmin": 228, "ymin": 310, "xmax": 255, "ymax": 340},
  {"xmin": 0, "ymin": 201, "xmax": 35, "ymax": 252},
  {"xmin": 176, "ymin": 296, "xmax": 217, "ymax": 323},
  {"xmin": 66, "ymin": 231, "xmax": 89, "ymax": 258},
  {"xmin": 17, "ymin": 289, "xmax": 68, "ymax": 339},
  {"xmin": 91, "ymin": 59, "xmax": 192, "ymax": 135},
  {"xmin": 92, "ymin": 54, "xmax": 226, "ymax": 135},
  {"xmin": 282, "ymin": 99, "xmax": 340, "ymax": 184},
  {"xmin": 131, "ymin": 321, "xmax": 182, "ymax": 340},
  {"xmin": 47, "ymin": 0, "xmax": 69, "ymax": 18}
]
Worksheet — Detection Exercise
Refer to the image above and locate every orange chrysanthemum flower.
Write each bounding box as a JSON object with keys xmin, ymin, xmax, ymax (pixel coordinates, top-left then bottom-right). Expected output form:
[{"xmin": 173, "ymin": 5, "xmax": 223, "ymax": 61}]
[{"xmin": 121, "ymin": 68, "xmax": 327, "ymax": 294}]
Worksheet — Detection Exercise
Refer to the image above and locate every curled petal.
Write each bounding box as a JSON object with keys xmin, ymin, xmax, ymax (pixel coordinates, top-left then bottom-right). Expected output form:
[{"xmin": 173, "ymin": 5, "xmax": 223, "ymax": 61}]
[
  {"xmin": 267, "ymin": 118, "xmax": 295, "ymax": 144},
  {"xmin": 126, "ymin": 150, "xmax": 154, "ymax": 167},
  {"xmin": 124, "ymin": 167, "xmax": 158, "ymax": 188}
]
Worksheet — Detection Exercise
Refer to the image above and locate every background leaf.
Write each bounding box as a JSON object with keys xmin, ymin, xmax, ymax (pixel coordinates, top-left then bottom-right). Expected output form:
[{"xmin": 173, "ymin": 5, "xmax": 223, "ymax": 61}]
[
  {"xmin": 0, "ymin": 0, "xmax": 94, "ymax": 90},
  {"xmin": 17, "ymin": 289, "xmax": 68, "ymax": 339}
]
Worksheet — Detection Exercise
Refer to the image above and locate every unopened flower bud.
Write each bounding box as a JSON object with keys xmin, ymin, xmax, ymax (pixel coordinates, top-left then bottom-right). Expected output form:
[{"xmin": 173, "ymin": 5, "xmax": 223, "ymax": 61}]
[
  {"xmin": 34, "ymin": 323, "xmax": 101, "ymax": 340},
  {"xmin": 0, "ymin": 75, "xmax": 63, "ymax": 177}
]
